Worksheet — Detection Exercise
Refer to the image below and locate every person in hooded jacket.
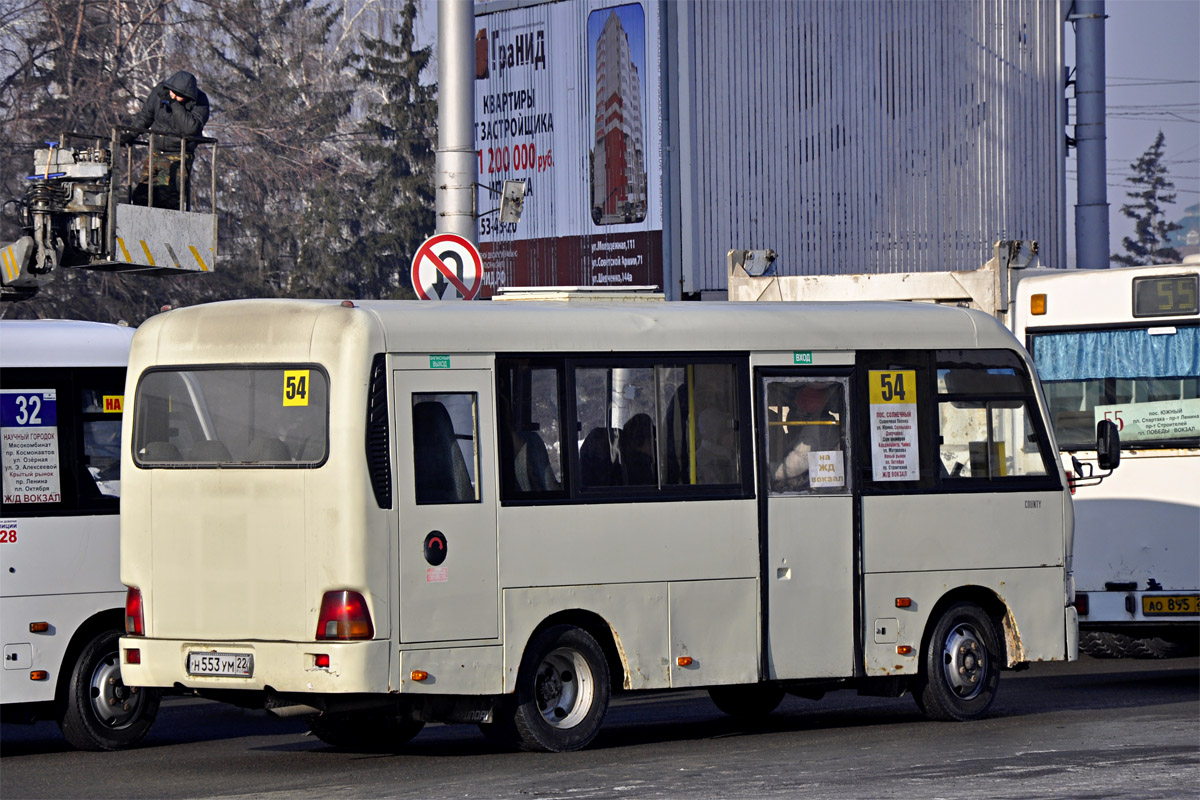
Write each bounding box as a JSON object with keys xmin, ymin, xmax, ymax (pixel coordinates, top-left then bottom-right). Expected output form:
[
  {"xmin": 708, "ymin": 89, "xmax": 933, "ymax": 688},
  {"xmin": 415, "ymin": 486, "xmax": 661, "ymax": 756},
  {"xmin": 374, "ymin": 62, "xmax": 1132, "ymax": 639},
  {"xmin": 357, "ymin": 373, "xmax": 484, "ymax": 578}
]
[{"xmin": 122, "ymin": 70, "xmax": 210, "ymax": 209}]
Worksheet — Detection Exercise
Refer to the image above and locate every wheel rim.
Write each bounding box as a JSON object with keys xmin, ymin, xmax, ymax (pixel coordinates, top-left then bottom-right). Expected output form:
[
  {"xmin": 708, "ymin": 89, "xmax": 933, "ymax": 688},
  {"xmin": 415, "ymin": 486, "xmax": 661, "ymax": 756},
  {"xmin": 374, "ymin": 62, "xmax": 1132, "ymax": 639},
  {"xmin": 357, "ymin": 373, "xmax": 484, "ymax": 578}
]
[
  {"xmin": 88, "ymin": 651, "xmax": 146, "ymax": 729},
  {"xmin": 533, "ymin": 646, "xmax": 594, "ymax": 729},
  {"xmin": 940, "ymin": 622, "xmax": 988, "ymax": 700}
]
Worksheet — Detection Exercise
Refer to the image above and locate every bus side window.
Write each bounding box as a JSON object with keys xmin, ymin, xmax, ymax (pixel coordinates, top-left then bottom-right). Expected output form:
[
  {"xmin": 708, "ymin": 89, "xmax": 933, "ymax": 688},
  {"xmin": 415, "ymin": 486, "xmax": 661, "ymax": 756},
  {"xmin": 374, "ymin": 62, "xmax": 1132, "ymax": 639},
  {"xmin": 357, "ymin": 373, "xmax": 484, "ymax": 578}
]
[
  {"xmin": 936, "ymin": 350, "xmax": 1053, "ymax": 481},
  {"xmin": 764, "ymin": 378, "xmax": 850, "ymax": 495},
  {"xmin": 497, "ymin": 361, "xmax": 564, "ymax": 498},
  {"xmin": 412, "ymin": 394, "xmax": 479, "ymax": 504},
  {"xmin": 80, "ymin": 385, "xmax": 123, "ymax": 498}
]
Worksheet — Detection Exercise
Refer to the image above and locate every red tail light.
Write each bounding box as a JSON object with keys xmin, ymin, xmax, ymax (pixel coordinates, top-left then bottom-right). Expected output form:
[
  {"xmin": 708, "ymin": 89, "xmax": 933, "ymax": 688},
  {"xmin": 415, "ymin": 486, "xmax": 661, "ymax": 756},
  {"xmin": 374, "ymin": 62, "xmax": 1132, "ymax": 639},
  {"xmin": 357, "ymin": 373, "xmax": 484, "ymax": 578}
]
[
  {"xmin": 1074, "ymin": 592, "xmax": 1089, "ymax": 616},
  {"xmin": 316, "ymin": 590, "xmax": 374, "ymax": 640},
  {"xmin": 125, "ymin": 587, "xmax": 145, "ymax": 636}
]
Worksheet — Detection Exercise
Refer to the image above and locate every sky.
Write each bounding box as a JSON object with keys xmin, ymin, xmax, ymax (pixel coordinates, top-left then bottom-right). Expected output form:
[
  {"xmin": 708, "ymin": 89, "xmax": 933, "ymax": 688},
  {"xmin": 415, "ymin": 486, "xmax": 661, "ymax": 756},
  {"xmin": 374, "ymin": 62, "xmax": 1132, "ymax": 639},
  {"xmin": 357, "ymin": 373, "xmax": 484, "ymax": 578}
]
[
  {"xmin": 1065, "ymin": 0, "xmax": 1200, "ymax": 266},
  {"xmin": 420, "ymin": 0, "xmax": 1200, "ymax": 268}
]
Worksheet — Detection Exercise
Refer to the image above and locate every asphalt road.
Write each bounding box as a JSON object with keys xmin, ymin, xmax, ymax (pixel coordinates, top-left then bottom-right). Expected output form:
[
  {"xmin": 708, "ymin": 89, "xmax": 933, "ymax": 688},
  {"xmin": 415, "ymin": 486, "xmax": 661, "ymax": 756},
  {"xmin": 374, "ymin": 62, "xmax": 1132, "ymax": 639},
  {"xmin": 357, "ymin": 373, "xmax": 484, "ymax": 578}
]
[{"xmin": 2, "ymin": 654, "xmax": 1197, "ymax": 800}]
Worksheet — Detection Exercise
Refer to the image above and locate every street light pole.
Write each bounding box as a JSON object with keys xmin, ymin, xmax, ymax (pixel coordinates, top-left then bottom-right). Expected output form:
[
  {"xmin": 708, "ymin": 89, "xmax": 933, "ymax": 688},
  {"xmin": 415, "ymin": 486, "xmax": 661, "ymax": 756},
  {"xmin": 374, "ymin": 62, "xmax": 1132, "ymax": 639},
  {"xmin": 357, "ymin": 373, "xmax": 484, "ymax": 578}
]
[{"xmin": 436, "ymin": 0, "xmax": 477, "ymax": 244}]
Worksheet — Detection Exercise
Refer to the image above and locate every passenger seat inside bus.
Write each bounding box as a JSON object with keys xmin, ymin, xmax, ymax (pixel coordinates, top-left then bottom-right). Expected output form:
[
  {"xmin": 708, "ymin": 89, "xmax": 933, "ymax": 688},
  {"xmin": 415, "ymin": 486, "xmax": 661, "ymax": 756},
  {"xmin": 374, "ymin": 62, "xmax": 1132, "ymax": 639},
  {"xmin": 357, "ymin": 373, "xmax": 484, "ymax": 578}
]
[
  {"xmin": 413, "ymin": 401, "xmax": 473, "ymax": 502},
  {"xmin": 140, "ymin": 441, "xmax": 182, "ymax": 462},
  {"xmin": 247, "ymin": 437, "xmax": 291, "ymax": 463},
  {"xmin": 188, "ymin": 439, "xmax": 231, "ymax": 462}
]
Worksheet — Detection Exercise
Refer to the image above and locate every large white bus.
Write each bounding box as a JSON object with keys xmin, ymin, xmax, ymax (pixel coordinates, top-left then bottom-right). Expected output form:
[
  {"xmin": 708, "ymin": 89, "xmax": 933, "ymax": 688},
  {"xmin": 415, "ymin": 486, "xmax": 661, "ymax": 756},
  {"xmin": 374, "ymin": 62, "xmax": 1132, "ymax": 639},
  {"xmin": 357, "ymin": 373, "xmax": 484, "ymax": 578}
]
[
  {"xmin": 1012, "ymin": 261, "xmax": 1199, "ymax": 658},
  {"xmin": 118, "ymin": 299, "xmax": 1098, "ymax": 752},
  {"xmin": 1, "ymin": 319, "xmax": 160, "ymax": 750}
]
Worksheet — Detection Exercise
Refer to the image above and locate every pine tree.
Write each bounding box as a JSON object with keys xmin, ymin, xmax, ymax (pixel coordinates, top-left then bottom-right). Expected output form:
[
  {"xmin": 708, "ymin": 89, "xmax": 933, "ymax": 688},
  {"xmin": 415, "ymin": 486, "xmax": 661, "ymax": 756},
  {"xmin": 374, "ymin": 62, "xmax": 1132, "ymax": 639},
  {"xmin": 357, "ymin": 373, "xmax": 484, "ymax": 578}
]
[
  {"xmin": 1112, "ymin": 131, "xmax": 1183, "ymax": 266},
  {"xmin": 296, "ymin": 0, "xmax": 435, "ymax": 299}
]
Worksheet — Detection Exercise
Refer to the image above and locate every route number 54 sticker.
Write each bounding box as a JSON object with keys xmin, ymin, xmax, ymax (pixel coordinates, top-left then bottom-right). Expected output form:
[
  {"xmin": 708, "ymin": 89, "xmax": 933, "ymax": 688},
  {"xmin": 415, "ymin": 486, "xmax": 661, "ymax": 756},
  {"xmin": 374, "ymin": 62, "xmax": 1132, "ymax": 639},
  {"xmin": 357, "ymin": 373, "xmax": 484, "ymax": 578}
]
[{"xmin": 283, "ymin": 370, "xmax": 310, "ymax": 407}]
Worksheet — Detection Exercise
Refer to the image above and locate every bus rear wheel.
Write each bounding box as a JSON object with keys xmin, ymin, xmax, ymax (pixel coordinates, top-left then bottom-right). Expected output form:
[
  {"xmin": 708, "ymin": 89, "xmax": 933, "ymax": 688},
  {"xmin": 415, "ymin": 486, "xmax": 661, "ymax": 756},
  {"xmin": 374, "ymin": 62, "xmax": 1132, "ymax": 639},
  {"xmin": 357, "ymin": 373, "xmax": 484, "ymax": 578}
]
[
  {"xmin": 914, "ymin": 602, "xmax": 1000, "ymax": 722},
  {"xmin": 58, "ymin": 628, "xmax": 161, "ymax": 751},
  {"xmin": 708, "ymin": 684, "xmax": 785, "ymax": 717},
  {"xmin": 499, "ymin": 625, "xmax": 610, "ymax": 752},
  {"xmin": 308, "ymin": 709, "xmax": 424, "ymax": 751}
]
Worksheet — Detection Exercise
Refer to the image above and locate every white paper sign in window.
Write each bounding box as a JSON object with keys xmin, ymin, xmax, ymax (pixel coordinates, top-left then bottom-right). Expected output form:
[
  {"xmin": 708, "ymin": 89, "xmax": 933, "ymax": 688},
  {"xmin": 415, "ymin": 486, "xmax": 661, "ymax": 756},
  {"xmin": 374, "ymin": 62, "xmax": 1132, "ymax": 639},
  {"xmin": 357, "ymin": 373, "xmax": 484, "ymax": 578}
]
[{"xmin": 808, "ymin": 450, "xmax": 845, "ymax": 488}]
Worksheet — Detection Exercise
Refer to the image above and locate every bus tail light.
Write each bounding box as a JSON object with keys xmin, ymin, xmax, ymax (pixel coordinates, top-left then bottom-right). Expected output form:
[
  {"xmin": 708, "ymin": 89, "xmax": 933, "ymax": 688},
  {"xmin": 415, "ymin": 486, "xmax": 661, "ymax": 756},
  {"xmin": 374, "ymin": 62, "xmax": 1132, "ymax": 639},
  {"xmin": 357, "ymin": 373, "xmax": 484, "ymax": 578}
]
[
  {"xmin": 316, "ymin": 590, "xmax": 374, "ymax": 640},
  {"xmin": 126, "ymin": 648, "xmax": 141, "ymax": 665},
  {"xmin": 1074, "ymin": 592, "xmax": 1089, "ymax": 616},
  {"xmin": 125, "ymin": 587, "xmax": 145, "ymax": 636}
]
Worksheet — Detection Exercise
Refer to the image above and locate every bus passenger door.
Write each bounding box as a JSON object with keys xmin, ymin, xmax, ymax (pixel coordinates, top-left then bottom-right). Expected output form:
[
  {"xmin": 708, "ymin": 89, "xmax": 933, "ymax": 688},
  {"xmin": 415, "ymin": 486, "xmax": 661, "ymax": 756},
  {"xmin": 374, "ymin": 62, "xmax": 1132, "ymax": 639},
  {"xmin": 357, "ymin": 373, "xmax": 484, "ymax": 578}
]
[
  {"xmin": 394, "ymin": 369, "xmax": 498, "ymax": 643},
  {"xmin": 759, "ymin": 372, "xmax": 856, "ymax": 680}
]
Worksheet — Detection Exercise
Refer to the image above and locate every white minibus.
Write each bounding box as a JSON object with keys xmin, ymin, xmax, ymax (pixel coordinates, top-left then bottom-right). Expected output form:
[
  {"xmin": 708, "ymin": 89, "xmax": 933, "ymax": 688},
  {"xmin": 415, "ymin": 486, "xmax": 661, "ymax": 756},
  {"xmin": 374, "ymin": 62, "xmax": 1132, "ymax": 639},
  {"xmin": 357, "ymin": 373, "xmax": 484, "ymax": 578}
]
[
  {"xmin": 1013, "ymin": 261, "xmax": 1199, "ymax": 658},
  {"xmin": 119, "ymin": 299, "xmax": 1094, "ymax": 751},
  {"xmin": 1, "ymin": 319, "xmax": 160, "ymax": 749}
]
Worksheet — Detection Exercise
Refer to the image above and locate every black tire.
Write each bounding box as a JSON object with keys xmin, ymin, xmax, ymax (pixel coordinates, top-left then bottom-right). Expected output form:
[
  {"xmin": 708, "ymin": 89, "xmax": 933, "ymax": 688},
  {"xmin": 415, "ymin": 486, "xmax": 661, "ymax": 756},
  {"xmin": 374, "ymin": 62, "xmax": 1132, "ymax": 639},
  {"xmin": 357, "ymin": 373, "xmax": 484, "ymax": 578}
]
[
  {"xmin": 1081, "ymin": 630, "xmax": 1132, "ymax": 659},
  {"xmin": 497, "ymin": 625, "xmax": 611, "ymax": 752},
  {"xmin": 58, "ymin": 628, "xmax": 160, "ymax": 751},
  {"xmin": 708, "ymin": 684, "xmax": 785, "ymax": 717},
  {"xmin": 1123, "ymin": 635, "xmax": 1191, "ymax": 659},
  {"xmin": 913, "ymin": 602, "xmax": 1000, "ymax": 722},
  {"xmin": 308, "ymin": 709, "xmax": 424, "ymax": 751}
]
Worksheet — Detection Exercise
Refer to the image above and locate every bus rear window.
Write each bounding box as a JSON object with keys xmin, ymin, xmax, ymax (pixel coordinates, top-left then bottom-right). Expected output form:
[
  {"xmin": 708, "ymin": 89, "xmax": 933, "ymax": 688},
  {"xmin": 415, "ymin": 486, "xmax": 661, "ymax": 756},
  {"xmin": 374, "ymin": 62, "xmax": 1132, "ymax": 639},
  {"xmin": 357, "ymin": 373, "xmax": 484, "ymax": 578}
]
[{"xmin": 133, "ymin": 367, "xmax": 329, "ymax": 467}]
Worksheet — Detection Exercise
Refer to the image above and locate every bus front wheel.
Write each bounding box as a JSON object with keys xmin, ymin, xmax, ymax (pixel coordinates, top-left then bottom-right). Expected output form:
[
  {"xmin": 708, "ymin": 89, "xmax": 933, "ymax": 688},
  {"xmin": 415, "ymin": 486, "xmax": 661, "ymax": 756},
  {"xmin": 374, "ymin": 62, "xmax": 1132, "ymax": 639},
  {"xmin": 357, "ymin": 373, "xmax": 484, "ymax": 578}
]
[
  {"xmin": 58, "ymin": 628, "xmax": 161, "ymax": 751},
  {"xmin": 913, "ymin": 602, "xmax": 1000, "ymax": 722},
  {"xmin": 499, "ymin": 625, "xmax": 611, "ymax": 752}
]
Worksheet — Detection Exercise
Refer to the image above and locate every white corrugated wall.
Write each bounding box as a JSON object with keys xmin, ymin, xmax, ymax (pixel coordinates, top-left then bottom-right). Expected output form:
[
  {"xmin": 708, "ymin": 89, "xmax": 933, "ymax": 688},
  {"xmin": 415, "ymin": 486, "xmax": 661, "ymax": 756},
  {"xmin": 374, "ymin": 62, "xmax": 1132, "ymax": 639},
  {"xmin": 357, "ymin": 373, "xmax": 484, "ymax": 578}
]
[{"xmin": 669, "ymin": 0, "xmax": 1065, "ymax": 294}]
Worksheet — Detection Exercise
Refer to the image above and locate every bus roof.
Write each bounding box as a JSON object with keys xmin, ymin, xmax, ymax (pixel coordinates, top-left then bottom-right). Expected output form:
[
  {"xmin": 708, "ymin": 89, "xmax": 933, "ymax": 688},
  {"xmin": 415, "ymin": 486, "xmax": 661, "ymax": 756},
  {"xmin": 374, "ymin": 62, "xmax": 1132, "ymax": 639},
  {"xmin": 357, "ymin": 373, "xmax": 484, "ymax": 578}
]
[
  {"xmin": 135, "ymin": 298, "xmax": 1019, "ymax": 360},
  {"xmin": 0, "ymin": 319, "xmax": 135, "ymax": 369}
]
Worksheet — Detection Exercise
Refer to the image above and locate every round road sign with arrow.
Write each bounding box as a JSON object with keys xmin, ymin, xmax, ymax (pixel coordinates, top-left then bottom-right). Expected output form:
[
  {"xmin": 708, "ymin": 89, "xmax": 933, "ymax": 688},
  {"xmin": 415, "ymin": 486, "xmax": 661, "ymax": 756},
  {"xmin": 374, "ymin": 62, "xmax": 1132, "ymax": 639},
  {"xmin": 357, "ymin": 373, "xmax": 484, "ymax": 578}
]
[{"xmin": 411, "ymin": 233, "xmax": 484, "ymax": 301}]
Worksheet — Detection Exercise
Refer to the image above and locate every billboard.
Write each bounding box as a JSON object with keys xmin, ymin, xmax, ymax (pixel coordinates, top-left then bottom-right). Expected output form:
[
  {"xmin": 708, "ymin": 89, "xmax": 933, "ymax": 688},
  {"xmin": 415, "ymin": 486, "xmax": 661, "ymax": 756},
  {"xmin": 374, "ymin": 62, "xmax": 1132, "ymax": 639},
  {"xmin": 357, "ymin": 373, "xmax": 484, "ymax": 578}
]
[{"xmin": 474, "ymin": 1, "xmax": 662, "ymax": 294}]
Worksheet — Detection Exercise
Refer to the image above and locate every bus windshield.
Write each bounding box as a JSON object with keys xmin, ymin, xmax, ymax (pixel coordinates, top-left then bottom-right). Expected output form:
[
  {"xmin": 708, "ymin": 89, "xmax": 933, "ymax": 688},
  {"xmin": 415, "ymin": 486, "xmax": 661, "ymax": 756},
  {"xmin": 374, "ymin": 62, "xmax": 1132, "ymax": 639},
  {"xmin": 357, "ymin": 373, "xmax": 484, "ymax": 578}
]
[{"xmin": 1030, "ymin": 324, "xmax": 1200, "ymax": 449}]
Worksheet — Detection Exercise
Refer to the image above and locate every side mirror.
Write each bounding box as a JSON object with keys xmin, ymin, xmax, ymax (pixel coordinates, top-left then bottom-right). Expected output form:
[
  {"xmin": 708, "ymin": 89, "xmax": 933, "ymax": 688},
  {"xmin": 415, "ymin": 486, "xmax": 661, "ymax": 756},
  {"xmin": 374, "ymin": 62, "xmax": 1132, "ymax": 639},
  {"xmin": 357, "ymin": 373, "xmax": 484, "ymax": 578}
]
[{"xmin": 1096, "ymin": 419, "xmax": 1121, "ymax": 471}]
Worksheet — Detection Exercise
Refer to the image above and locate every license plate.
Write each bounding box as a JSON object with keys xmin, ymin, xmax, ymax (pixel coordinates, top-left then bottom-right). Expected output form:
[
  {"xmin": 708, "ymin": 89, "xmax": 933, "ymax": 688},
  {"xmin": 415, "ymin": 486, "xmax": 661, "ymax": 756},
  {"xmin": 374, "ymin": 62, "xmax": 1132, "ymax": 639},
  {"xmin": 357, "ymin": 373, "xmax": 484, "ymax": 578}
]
[
  {"xmin": 1142, "ymin": 595, "xmax": 1200, "ymax": 616},
  {"xmin": 187, "ymin": 651, "xmax": 254, "ymax": 677}
]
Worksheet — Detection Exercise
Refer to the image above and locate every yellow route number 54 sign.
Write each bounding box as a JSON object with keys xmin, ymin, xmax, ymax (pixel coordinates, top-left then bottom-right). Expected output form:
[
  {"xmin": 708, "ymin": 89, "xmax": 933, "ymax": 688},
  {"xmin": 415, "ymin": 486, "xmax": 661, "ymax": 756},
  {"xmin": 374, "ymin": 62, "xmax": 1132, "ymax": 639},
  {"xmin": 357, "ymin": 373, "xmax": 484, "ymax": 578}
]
[
  {"xmin": 868, "ymin": 370, "xmax": 919, "ymax": 481},
  {"xmin": 283, "ymin": 370, "xmax": 310, "ymax": 407}
]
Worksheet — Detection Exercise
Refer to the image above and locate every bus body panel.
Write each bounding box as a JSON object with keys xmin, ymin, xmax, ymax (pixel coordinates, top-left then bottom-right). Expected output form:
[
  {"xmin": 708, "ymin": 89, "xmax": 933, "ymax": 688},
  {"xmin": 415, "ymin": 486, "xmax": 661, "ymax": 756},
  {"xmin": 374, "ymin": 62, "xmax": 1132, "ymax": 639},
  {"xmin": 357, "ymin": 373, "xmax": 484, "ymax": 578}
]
[
  {"xmin": 396, "ymin": 644, "xmax": 506, "ymax": 694},
  {"xmin": 765, "ymin": 494, "xmax": 855, "ymax": 680},
  {"xmin": 1, "ymin": 512, "xmax": 122, "ymax": 705},
  {"xmin": 502, "ymin": 583, "xmax": 671, "ymax": 691},
  {"xmin": 861, "ymin": 566, "xmax": 1071, "ymax": 674},
  {"xmin": 1, "ymin": 514, "xmax": 123, "ymax": 597},
  {"xmin": 1, "ymin": 590, "xmax": 124, "ymax": 704},
  {"xmin": 1072, "ymin": 449, "xmax": 1199, "ymax": 627},
  {"xmin": 668, "ymin": 578, "xmax": 760, "ymax": 688},
  {"xmin": 118, "ymin": 637, "xmax": 393, "ymax": 694},
  {"xmin": 394, "ymin": 368, "xmax": 499, "ymax": 644},
  {"xmin": 146, "ymin": 471, "xmax": 310, "ymax": 641},
  {"xmin": 497, "ymin": 501, "xmax": 759, "ymax": 588},
  {"xmin": 861, "ymin": 492, "xmax": 1066, "ymax": 574}
]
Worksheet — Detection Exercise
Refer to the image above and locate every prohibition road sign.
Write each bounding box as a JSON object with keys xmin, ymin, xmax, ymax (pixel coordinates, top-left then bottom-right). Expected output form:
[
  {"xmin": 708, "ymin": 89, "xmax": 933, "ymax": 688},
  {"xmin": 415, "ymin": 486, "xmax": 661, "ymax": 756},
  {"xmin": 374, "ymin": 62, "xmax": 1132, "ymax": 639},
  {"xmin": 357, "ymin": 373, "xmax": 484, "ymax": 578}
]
[{"xmin": 411, "ymin": 233, "xmax": 484, "ymax": 301}]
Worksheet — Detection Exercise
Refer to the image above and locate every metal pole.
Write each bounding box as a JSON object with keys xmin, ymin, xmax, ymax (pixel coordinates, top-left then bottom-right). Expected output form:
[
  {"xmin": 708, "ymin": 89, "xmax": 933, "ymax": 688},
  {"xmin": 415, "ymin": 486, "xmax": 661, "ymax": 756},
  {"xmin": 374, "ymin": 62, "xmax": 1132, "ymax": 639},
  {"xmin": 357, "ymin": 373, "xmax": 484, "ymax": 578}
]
[
  {"xmin": 436, "ymin": 0, "xmax": 477, "ymax": 244},
  {"xmin": 1072, "ymin": 0, "xmax": 1109, "ymax": 268}
]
